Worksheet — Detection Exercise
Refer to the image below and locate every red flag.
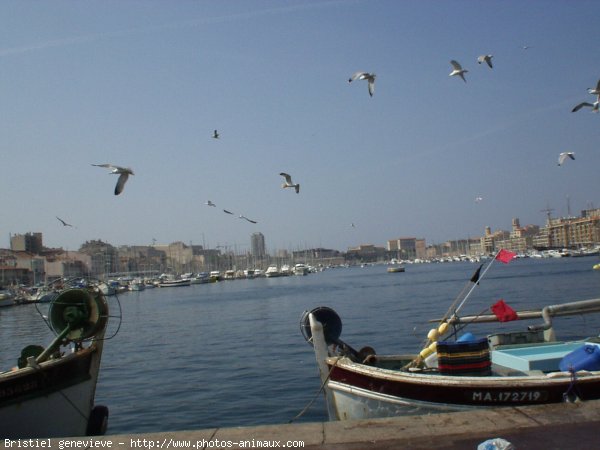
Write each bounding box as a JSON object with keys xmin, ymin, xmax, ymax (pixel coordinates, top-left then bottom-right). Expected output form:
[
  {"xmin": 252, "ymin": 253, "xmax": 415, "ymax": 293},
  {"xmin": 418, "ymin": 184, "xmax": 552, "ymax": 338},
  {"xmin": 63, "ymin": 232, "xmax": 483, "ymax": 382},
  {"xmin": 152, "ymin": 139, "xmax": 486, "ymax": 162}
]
[
  {"xmin": 495, "ymin": 249, "xmax": 516, "ymax": 264},
  {"xmin": 491, "ymin": 299, "xmax": 518, "ymax": 322}
]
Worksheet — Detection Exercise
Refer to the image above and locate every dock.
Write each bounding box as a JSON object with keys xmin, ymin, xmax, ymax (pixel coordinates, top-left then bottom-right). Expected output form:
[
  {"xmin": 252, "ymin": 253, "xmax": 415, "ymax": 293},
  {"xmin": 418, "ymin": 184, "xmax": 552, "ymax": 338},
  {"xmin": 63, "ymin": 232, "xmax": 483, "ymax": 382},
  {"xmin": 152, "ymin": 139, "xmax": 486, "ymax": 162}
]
[{"xmin": 15, "ymin": 400, "xmax": 600, "ymax": 450}]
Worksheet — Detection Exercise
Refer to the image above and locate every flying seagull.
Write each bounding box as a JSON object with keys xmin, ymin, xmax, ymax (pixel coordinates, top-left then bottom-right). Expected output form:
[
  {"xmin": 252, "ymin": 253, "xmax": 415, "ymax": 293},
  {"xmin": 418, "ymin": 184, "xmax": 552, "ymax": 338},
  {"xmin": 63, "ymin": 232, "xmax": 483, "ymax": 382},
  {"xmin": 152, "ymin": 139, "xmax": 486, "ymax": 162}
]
[
  {"xmin": 239, "ymin": 215, "xmax": 257, "ymax": 224},
  {"xmin": 477, "ymin": 54, "xmax": 493, "ymax": 68},
  {"xmin": 521, "ymin": 45, "xmax": 532, "ymax": 50},
  {"xmin": 56, "ymin": 216, "xmax": 74, "ymax": 227},
  {"xmin": 449, "ymin": 60, "xmax": 468, "ymax": 82},
  {"xmin": 558, "ymin": 152, "xmax": 575, "ymax": 166},
  {"xmin": 348, "ymin": 71, "xmax": 376, "ymax": 97},
  {"xmin": 572, "ymin": 100, "xmax": 599, "ymax": 113},
  {"xmin": 475, "ymin": 196, "xmax": 483, "ymax": 203},
  {"xmin": 91, "ymin": 164, "xmax": 134, "ymax": 195},
  {"xmin": 223, "ymin": 209, "xmax": 234, "ymax": 215},
  {"xmin": 280, "ymin": 172, "xmax": 300, "ymax": 193},
  {"xmin": 587, "ymin": 79, "xmax": 600, "ymax": 96},
  {"xmin": 213, "ymin": 130, "xmax": 219, "ymax": 139},
  {"xmin": 206, "ymin": 200, "xmax": 216, "ymax": 207}
]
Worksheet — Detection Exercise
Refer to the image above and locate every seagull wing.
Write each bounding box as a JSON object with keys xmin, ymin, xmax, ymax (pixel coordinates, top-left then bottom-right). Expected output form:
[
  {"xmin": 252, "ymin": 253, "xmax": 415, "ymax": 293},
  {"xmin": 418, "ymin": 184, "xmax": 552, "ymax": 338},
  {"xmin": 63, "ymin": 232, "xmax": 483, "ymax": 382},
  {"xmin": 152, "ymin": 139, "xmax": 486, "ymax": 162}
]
[
  {"xmin": 295, "ymin": 184, "xmax": 300, "ymax": 194},
  {"xmin": 349, "ymin": 71, "xmax": 366, "ymax": 82},
  {"xmin": 572, "ymin": 102, "xmax": 593, "ymax": 112},
  {"xmin": 568, "ymin": 152, "xmax": 575, "ymax": 160},
  {"xmin": 240, "ymin": 216, "xmax": 257, "ymax": 224},
  {"xmin": 450, "ymin": 60, "xmax": 463, "ymax": 71},
  {"xmin": 56, "ymin": 216, "xmax": 71, "ymax": 226},
  {"xmin": 114, "ymin": 172, "xmax": 130, "ymax": 195},
  {"xmin": 485, "ymin": 56, "xmax": 493, "ymax": 68},
  {"xmin": 368, "ymin": 78, "xmax": 375, "ymax": 97},
  {"xmin": 223, "ymin": 209, "xmax": 234, "ymax": 215},
  {"xmin": 280, "ymin": 172, "xmax": 293, "ymax": 184},
  {"xmin": 558, "ymin": 154, "xmax": 565, "ymax": 165},
  {"xmin": 92, "ymin": 163, "xmax": 115, "ymax": 170}
]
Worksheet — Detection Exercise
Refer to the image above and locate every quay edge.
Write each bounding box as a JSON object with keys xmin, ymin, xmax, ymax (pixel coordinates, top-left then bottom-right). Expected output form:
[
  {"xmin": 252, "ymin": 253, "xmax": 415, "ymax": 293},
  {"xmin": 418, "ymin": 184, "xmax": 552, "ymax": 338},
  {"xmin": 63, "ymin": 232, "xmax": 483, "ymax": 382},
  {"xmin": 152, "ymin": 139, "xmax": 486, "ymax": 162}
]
[{"xmin": 25, "ymin": 399, "xmax": 600, "ymax": 450}]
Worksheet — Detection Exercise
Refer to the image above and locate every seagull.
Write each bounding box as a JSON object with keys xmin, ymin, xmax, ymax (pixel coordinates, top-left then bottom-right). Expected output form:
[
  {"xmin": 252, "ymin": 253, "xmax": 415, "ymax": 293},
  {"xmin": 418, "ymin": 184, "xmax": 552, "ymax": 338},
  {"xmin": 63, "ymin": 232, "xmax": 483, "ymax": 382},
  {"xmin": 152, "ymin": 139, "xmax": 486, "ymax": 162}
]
[
  {"xmin": 572, "ymin": 100, "xmax": 599, "ymax": 113},
  {"xmin": 475, "ymin": 196, "xmax": 483, "ymax": 203},
  {"xmin": 348, "ymin": 71, "xmax": 376, "ymax": 97},
  {"xmin": 449, "ymin": 60, "xmax": 468, "ymax": 82},
  {"xmin": 477, "ymin": 54, "xmax": 493, "ymax": 68},
  {"xmin": 587, "ymin": 79, "xmax": 600, "ymax": 96},
  {"xmin": 239, "ymin": 215, "xmax": 257, "ymax": 224},
  {"xmin": 206, "ymin": 200, "xmax": 216, "ymax": 207},
  {"xmin": 558, "ymin": 152, "xmax": 575, "ymax": 166},
  {"xmin": 280, "ymin": 172, "xmax": 300, "ymax": 193},
  {"xmin": 351, "ymin": 223, "xmax": 356, "ymax": 228},
  {"xmin": 56, "ymin": 216, "xmax": 74, "ymax": 227},
  {"xmin": 223, "ymin": 209, "xmax": 234, "ymax": 215},
  {"xmin": 91, "ymin": 164, "xmax": 134, "ymax": 195},
  {"xmin": 213, "ymin": 130, "xmax": 219, "ymax": 139}
]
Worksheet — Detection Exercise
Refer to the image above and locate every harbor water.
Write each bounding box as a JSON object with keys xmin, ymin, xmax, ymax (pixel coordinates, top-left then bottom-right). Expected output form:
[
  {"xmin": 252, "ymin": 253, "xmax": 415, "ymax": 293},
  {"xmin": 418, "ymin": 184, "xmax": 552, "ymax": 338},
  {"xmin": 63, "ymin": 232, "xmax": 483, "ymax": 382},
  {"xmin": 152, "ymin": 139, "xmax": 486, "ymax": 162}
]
[{"xmin": 2, "ymin": 257, "xmax": 600, "ymax": 435}]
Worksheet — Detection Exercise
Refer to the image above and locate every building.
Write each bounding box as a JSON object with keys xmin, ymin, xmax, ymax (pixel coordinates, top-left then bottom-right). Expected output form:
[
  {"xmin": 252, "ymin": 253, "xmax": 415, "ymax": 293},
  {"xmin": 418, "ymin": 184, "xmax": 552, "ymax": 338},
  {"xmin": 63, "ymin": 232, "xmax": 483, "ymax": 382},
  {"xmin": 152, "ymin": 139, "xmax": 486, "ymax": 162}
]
[
  {"xmin": 251, "ymin": 232, "xmax": 266, "ymax": 259},
  {"xmin": 346, "ymin": 244, "xmax": 387, "ymax": 263},
  {"xmin": 387, "ymin": 238, "xmax": 418, "ymax": 260},
  {"xmin": 545, "ymin": 210, "xmax": 600, "ymax": 249},
  {"xmin": 10, "ymin": 232, "xmax": 43, "ymax": 254}
]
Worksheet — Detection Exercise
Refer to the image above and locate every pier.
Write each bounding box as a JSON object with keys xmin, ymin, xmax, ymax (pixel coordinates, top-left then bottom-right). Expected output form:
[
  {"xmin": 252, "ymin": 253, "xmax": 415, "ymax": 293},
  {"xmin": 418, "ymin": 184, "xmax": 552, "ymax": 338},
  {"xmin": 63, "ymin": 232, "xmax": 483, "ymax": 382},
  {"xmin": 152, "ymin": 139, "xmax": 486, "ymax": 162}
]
[{"xmin": 30, "ymin": 399, "xmax": 600, "ymax": 450}]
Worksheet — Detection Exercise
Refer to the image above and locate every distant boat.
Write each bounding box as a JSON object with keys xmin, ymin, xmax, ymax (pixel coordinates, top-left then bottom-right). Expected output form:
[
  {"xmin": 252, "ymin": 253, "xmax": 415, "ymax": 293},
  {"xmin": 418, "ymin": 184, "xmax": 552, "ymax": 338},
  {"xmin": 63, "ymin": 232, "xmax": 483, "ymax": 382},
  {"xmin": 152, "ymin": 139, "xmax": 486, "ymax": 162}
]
[
  {"xmin": 387, "ymin": 266, "xmax": 405, "ymax": 273},
  {"xmin": 0, "ymin": 285, "xmax": 111, "ymax": 438},
  {"xmin": 265, "ymin": 265, "xmax": 281, "ymax": 278},
  {"xmin": 209, "ymin": 271, "xmax": 222, "ymax": 282},
  {"xmin": 223, "ymin": 270, "xmax": 236, "ymax": 280},
  {"xmin": 158, "ymin": 278, "xmax": 191, "ymax": 287},
  {"xmin": 280, "ymin": 265, "xmax": 292, "ymax": 276},
  {"xmin": 0, "ymin": 289, "xmax": 16, "ymax": 307},
  {"xmin": 191, "ymin": 272, "xmax": 210, "ymax": 284},
  {"xmin": 294, "ymin": 263, "xmax": 309, "ymax": 276}
]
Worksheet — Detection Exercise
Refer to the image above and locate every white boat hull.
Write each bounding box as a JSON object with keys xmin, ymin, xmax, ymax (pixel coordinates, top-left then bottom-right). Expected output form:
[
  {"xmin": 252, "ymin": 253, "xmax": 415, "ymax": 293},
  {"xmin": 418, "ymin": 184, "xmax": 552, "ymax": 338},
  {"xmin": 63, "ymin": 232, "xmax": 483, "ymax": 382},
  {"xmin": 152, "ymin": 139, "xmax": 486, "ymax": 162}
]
[{"xmin": 328, "ymin": 381, "xmax": 478, "ymax": 420}]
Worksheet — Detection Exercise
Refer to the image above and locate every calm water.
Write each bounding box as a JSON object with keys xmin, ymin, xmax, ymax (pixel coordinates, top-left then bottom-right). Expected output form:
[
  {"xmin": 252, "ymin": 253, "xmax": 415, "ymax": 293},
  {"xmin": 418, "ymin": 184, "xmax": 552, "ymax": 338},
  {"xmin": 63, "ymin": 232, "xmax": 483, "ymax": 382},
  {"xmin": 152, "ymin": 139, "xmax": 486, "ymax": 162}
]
[{"xmin": 2, "ymin": 257, "xmax": 600, "ymax": 434}]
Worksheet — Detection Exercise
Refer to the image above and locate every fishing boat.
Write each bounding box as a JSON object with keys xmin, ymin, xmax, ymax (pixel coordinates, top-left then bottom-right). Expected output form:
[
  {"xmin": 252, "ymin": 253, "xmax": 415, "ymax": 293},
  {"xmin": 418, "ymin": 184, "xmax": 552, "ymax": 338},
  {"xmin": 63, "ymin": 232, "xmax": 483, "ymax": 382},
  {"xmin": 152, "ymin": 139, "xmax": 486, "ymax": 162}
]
[
  {"xmin": 301, "ymin": 249, "xmax": 600, "ymax": 421},
  {"xmin": 387, "ymin": 266, "xmax": 405, "ymax": 273},
  {"xmin": 0, "ymin": 284, "xmax": 111, "ymax": 438}
]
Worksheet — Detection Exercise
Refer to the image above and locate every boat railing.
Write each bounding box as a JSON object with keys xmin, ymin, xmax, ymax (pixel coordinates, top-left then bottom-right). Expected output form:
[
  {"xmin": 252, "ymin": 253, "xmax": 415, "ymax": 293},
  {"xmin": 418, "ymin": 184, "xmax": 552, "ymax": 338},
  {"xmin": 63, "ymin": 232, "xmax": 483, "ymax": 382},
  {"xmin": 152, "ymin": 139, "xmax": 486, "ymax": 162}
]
[{"xmin": 431, "ymin": 298, "xmax": 600, "ymax": 325}]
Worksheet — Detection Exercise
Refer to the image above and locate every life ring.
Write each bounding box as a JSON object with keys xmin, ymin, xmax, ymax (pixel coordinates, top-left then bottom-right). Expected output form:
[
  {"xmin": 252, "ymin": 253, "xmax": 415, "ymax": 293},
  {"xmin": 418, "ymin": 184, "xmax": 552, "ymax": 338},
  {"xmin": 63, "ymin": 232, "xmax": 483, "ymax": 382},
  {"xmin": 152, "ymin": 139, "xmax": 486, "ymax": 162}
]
[{"xmin": 87, "ymin": 405, "xmax": 109, "ymax": 436}]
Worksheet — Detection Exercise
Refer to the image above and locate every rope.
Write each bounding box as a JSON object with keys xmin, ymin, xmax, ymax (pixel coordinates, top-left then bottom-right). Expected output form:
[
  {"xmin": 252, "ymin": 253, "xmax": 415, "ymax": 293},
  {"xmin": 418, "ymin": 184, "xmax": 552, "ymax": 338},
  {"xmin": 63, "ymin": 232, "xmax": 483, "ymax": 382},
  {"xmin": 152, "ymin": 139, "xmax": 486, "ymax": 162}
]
[
  {"xmin": 288, "ymin": 357, "xmax": 340, "ymax": 423},
  {"xmin": 563, "ymin": 368, "xmax": 581, "ymax": 402}
]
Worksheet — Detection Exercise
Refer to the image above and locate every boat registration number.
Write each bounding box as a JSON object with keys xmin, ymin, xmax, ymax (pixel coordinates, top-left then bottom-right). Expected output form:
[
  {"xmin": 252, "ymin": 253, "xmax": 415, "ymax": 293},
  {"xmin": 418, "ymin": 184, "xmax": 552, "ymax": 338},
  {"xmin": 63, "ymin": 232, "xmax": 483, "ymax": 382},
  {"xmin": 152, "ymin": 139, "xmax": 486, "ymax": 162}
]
[{"xmin": 471, "ymin": 391, "xmax": 547, "ymax": 402}]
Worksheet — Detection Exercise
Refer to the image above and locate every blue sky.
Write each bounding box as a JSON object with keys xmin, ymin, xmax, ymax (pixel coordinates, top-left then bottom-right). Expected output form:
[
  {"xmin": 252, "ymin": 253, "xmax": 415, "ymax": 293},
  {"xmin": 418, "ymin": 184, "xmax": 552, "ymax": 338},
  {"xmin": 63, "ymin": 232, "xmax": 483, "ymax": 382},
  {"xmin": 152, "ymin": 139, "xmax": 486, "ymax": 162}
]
[{"xmin": 2, "ymin": 0, "xmax": 600, "ymax": 253}]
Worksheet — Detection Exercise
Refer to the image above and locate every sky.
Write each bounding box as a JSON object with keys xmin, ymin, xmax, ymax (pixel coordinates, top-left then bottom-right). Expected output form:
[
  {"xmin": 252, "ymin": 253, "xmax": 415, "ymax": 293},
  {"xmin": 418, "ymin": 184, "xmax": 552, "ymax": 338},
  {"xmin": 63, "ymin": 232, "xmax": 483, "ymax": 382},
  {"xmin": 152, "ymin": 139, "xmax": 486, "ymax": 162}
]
[{"xmin": 2, "ymin": 0, "xmax": 600, "ymax": 254}]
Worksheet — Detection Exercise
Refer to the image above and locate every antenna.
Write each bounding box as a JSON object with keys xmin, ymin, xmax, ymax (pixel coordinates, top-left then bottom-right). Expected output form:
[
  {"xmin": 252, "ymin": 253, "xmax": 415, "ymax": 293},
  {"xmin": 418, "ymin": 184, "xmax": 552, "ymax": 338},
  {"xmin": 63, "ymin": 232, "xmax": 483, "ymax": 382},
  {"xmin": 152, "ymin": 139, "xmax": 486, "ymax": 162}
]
[{"xmin": 540, "ymin": 204, "xmax": 554, "ymax": 223}]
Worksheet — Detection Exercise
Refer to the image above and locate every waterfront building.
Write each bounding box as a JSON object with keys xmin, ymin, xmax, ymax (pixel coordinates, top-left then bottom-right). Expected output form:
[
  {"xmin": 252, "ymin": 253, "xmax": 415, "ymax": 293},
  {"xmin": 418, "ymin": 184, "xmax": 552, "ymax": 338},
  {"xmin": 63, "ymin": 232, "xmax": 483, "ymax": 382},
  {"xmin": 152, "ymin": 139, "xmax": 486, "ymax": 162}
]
[
  {"xmin": 251, "ymin": 232, "xmax": 266, "ymax": 259},
  {"xmin": 10, "ymin": 232, "xmax": 43, "ymax": 254},
  {"xmin": 387, "ymin": 238, "xmax": 418, "ymax": 260},
  {"xmin": 545, "ymin": 210, "xmax": 600, "ymax": 249},
  {"xmin": 346, "ymin": 244, "xmax": 387, "ymax": 262}
]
